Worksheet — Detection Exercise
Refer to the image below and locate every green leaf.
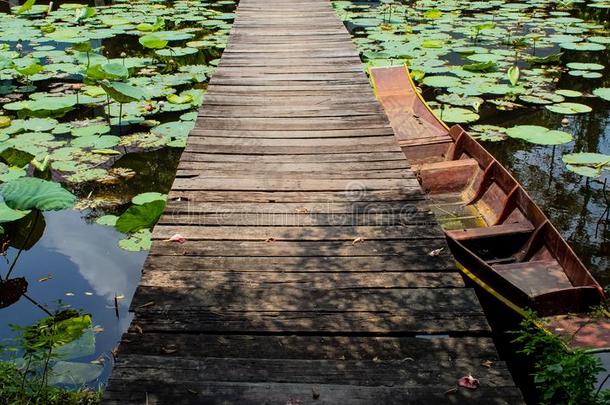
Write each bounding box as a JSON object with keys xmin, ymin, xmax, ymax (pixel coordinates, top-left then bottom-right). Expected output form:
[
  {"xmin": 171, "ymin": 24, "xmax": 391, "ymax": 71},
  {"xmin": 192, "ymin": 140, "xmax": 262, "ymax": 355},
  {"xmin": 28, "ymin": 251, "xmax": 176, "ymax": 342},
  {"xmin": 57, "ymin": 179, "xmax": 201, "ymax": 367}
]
[
  {"xmin": 0, "ymin": 148, "xmax": 34, "ymax": 167},
  {"xmin": 118, "ymin": 228, "xmax": 152, "ymax": 251},
  {"xmin": 96, "ymin": 214, "xmax": 119, "ymax": 226},
  {"xmin": 506, "ymin": 125, "xmax": 573, "ymax": 145},
  {"xmin": 0, "ymin": 178, "xmax": 76, "ymax": 211},
  {"xmin": 132, "ymin": 192, "xmax": 167, "ymax": 205},
  {"xmin": 0, "ymin": 201, "xmax": 29, "ymax": 224},
  {"xmin": 15, "ymin": 62, "xmax": 43, "ymax": 77},
  {"xmin": 545, "ymin": 102, "xmax": 592, "ymax": 115},
  {"xmin": 593, "ymin": 88, "xmax": 610, "ymax": 102},
  {"xmin": 462, "ymin": 61, "xmax": 496, "ymax": 72},
  {"xmin": 116, "ymin": 200, "xmax": 165, "ymax": 233},
  {"xmin": 139, "ymin": 34, "xmax": 168, "ymax": 50},
  {"xmin": 508, "ymin": 66, "xmax": 520, "ymax": 86},
  {"xmin": 101, "ymin": 81, "xmax": 145, "ymax": 104},
  {"xmin": 102, "ymin": 63, "xmax": 129, "ymax": 80},
  {"xmin": 17, "ymin": 0, "xmax": 36, "ymax": 14}
]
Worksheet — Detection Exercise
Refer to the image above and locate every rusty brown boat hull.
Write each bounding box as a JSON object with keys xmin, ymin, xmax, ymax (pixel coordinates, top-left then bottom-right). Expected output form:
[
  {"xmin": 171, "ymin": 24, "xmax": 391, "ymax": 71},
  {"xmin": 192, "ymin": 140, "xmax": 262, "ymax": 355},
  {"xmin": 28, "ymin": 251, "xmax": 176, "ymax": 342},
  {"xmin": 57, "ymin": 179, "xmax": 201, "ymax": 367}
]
[{"xmin": 370, "ymin": 65, "xmax": 609, "ymax": 349}]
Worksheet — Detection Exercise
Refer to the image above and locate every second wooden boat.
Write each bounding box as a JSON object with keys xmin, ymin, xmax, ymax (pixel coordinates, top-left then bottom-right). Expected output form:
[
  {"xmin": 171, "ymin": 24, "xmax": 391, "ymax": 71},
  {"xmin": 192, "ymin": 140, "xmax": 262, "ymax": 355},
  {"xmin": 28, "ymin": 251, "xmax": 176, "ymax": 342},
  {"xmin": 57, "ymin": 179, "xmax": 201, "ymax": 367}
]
[{"xmin": 370, "ymin": 65, "xmax": 609, "ymax": 350}]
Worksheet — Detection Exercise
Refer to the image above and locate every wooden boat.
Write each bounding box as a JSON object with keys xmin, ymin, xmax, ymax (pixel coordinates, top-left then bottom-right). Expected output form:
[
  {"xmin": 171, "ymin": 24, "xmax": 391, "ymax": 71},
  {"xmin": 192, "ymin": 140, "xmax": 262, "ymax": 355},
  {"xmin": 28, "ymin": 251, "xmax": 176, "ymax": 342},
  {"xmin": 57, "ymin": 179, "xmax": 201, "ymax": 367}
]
[{"xmin": 370, "ymin": 65, "xmax": 610, "ymax": 350}]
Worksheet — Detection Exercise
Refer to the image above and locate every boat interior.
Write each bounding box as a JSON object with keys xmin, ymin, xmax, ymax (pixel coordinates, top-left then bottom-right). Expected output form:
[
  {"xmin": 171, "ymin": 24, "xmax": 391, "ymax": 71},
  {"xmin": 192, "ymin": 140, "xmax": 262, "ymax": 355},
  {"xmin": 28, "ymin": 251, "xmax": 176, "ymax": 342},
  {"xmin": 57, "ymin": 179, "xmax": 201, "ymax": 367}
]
[{"xmin": 370, "ymin": 65, "xmax": 604, "ymax": 317}]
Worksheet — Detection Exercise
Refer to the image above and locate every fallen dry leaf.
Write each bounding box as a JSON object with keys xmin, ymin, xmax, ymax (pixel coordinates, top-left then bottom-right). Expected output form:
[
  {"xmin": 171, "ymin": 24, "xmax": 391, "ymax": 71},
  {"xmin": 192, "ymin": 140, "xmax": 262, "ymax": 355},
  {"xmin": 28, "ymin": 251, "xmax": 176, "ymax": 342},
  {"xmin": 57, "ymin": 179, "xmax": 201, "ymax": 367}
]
[
  {"xmin": 295, "ymin": 207, "xmax": 309, "ymax": 214},
  {"xmin": 161, "ymin": 345, "xmax": 178, "ymax": 355},
  {"xmin": 38, "ymin": 275, "xmax": 52, "ymax": 283},
  {"xmin": 133, "ymin": 325, "xmax": 144, "ymax": 334},
  {"xmin": 482, "ymin": 359, "xmax": 494, "ymax": 368},
  {"xmin": 352, "ymin": 237, "xmax": 365, "ymax": 245},
  {"xmin": 428, "ymin": 247, "xmax": 444, "ymax": 257},
  {"xmin": 166, "ymin": 233, "xmax": 187, "ymax": 244},
  {"xmin": 265, "ymin": 237, "xmax": 276, "ymax": 243},
  {"xmin": 458, "ymin": 374, "xmax": 480, "ymax": 390}
]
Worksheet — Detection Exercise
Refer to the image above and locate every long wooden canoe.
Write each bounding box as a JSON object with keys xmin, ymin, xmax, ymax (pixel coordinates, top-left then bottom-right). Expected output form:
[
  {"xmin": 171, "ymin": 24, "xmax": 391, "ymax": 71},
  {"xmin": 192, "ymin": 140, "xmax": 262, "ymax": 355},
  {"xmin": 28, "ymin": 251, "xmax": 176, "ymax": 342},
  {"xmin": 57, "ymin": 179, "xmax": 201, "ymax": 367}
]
[{"xmin": 370, "ymin": 65, "xmax": 610, "ymax": 350}]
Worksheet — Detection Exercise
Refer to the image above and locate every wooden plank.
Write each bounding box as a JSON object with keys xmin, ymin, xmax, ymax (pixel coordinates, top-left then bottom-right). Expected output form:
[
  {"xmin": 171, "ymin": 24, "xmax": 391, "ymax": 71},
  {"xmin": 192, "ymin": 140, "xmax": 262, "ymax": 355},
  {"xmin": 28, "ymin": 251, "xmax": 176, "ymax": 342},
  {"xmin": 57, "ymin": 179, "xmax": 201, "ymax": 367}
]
[
  {"xmin": 138, "ymin": 271, "xmax": 465, "ymax": 289},
  {"xmin": 143, "ymin": 256, "xmax": 455, "ymax": 273},
  {"xmin": 148, "ymin": 240, "xmax": 452, "ymax": 258},
  {"xmin": 151, "ymin": 225, "xmax": 445, "ymax": 240}
]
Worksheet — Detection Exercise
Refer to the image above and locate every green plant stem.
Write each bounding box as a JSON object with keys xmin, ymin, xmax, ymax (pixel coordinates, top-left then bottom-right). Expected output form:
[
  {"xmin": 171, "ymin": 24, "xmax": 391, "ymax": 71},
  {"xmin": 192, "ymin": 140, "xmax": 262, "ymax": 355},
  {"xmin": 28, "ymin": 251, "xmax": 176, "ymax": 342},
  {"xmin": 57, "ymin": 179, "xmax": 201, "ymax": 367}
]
[
  {"xmin": 23, "ymin": 293, "xmax": 53, "ymax": 316},
  {"xmin": 5, "ymin": 210, "xmax": 40, "ymax": 281},
  {"xmin": 19, "ymin": 354, "xmax": 32, "ymax": 400}
]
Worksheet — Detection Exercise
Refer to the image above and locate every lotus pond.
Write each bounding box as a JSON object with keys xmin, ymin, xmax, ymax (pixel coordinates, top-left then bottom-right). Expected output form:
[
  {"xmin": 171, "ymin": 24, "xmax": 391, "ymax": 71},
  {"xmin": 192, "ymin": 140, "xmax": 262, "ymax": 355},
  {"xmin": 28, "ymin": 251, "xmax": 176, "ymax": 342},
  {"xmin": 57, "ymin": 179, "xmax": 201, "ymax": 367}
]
[
  {"xmin": 0, "ymin": 0, "xmax": 236, "ymax": 393},
  {"xmin": 333, "ymin": 0, "xmax": 610, "ymax": 286}
]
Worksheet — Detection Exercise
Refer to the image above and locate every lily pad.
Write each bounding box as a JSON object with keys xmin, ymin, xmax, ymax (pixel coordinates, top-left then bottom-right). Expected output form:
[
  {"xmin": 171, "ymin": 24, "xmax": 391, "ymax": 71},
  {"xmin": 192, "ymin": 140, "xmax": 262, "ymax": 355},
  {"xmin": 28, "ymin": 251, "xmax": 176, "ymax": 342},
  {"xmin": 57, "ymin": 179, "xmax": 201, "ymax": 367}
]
[
  {"xmin": 506, "ymin": 125, "xmax": 573, "ymax": 145},
  {"xmin": 545, "ymin": 102, "xmax": 592, "ymax": 115}
]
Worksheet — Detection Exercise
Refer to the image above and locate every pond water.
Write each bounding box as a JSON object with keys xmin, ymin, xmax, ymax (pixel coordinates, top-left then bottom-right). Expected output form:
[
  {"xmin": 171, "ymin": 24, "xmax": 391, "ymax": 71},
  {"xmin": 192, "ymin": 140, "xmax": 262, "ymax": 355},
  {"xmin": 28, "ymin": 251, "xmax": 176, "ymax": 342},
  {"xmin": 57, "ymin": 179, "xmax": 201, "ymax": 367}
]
[{"xmin": 0, "ymin": 0, "xmax": 236, "ymax": 390}]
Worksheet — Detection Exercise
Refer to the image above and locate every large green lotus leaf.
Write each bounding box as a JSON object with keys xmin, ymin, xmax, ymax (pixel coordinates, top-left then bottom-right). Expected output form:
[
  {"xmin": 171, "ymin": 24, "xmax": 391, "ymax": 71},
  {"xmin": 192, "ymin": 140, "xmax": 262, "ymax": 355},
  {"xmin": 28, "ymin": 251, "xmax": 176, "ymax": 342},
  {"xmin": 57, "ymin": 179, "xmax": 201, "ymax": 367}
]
[
  {"xmin": 102, "ymin": 63, "xmax": 129, "ymax": 80},
  {"xmin": 151, "ymin": 120, "xmax": 195, "ymax": 139},
  {"xmin": 139, "ymin": 34, "xmax": 168, "ymax": 49},
  {"xmin": 48, "ymin": 361, "xmax": 103, "ymax": 385},
  {"xmin": 0, "ymin": 201, "xmax": 30, "ymax": 224},
  {"xmin": 118, "ymin": 228, "xmax": 152, "ymax": 251},
  {"xmin": 0, "ymin": 177, "xmax": 76, "ymax": 211},
  {"xmin": 589, "ymin": 36, "xmax": 610, "ymax": 44},
  {"xmin": 132, "ymin": 192, "xmax": 167, "ymax": 205},
  {"xmin": 562, "ymin": 152, "xmax": 610, "ymax": 167},
  {"xmin": 565, "ymin": 62, "xmax": 605, "ymax": 71},
  {"xmin": 0, "ymin": 148, "xmax": 34, "ymax": 167},
  {"xmin": 559, "ymin": 42, "xmax": 606, "ymax": 51},
  {"xmin": 593, "ymin": 88, "xmax": 610, "ymax": 102},
  {"xmin": 71, "ymin": 124, "xmax": 111, "ymax": 137},
  {"xmin": 506, "ymin": 125, "xmax": 573, "ymax": 145},
  {"xmin": 116, "ymin": 200, "xmax": 165, "ymax": 233},
  {"xmin": 556, "ymin": 89, "xmax": 583, "ymax": 98},
  {"xmin": 16, "ymin": 118, "xmax": 58, "ymax": 132},
  {"xmin": 422, "ymin": 75, "xmax": 461, "ymax": 88},
  {"xmin": 155, "ymin": 47, "xmax": 198, "ymax": 57},
  {"xmin": 545, "ymin": 102, "xmax": 592, "ymax": 114},
  {"xmin": 569, "ymin": 70, "xmax": 603, "ymax": 79},
  {"xmin": 565, "ymin": 164, "xmax": 602, "ymax": 178},
  {"xmin": 101, "ymin": 81, "xmax": 145, "ymax": 104},
  {"xmin": 96, "ymin": 214, "xmax": 119, "ymax": 226},
  {"xmin": 519, "ymin": 92, "xmax": 564, "ymax": 105},
  {"xmin": 433, "ymin": 107, "xmax": 479, "ymax": 124}
]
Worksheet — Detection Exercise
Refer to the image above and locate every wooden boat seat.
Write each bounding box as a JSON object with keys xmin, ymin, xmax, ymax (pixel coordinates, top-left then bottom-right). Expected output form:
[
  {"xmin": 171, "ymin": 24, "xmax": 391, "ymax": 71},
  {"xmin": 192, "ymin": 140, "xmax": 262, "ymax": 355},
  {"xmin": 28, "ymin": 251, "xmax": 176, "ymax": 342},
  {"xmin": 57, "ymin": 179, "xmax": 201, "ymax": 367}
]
[
  {"xmin": 492, "ymin": 260, "xmax": 573, "ymax": 297},
  {"xmin": 445, "ymin": 221, "xmax": 534, "ymax": 241},
  {"xmin": 418, "ymin": 158, "xmax": 479, "ymax": 193}
]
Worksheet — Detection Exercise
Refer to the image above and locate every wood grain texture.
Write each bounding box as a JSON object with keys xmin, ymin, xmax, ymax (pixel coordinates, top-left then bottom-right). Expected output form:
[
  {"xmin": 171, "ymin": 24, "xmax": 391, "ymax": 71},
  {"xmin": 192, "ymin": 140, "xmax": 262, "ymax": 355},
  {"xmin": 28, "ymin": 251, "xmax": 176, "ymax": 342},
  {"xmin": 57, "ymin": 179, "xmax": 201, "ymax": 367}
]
[{"xmin": 102, "ymin": 0, "xmax": 522, "ymax": 402}]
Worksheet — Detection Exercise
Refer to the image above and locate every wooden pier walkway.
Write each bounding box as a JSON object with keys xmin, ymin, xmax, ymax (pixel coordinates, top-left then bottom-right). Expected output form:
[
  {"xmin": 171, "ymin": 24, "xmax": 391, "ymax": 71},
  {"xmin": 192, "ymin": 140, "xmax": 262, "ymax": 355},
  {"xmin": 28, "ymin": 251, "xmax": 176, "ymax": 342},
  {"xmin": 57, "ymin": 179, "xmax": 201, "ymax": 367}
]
[{"xmin": 103, "ymin": 0, "xmax": 522, "ymax": 403}]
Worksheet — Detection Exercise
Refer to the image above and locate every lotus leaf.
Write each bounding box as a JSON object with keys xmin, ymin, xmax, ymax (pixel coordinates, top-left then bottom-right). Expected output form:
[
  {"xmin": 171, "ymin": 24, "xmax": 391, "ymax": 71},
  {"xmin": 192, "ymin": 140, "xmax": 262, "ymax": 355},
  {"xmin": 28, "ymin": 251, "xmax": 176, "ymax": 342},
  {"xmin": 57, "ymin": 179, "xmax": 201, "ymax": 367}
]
[
  {"xmin": 0, "ymin": 177, "xmax": 76, "ymax": 211},
  {"xmin": 115, "ymin": 200, "xmax": 165, "ymax": 233},
  {"xmin": 506, "ymin": 125, "xmax": 573, "ymax": 145},
  {"xmin": 545, "ymin": 102, "xmax": 592, "ymax": 114},
  {"xmin": 118, "ymin": 228, "xmax": 152, "ymax": 251}
]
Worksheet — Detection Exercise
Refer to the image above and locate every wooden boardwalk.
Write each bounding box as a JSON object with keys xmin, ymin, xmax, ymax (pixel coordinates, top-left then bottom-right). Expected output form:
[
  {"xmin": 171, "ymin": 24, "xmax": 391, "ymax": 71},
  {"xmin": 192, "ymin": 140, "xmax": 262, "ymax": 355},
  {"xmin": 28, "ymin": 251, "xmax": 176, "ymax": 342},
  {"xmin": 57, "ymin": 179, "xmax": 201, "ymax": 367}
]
[{"xmin": 103, "ymin": 0, "xmax": 523, "ymax": 403}]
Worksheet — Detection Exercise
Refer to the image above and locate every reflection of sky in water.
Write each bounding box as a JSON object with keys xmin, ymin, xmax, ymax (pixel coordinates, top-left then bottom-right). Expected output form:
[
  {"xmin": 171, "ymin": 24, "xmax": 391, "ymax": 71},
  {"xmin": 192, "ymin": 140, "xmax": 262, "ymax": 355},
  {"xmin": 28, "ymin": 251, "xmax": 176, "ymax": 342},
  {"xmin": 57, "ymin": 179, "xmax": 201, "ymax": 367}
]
[
  {"xmin": 0, "ymin": 209, "xmax": 146, "ymax": 385},
  {"xmin": 42, "ymin": 210, "xmax": 143, "ymax": 302}
]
